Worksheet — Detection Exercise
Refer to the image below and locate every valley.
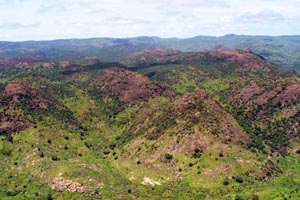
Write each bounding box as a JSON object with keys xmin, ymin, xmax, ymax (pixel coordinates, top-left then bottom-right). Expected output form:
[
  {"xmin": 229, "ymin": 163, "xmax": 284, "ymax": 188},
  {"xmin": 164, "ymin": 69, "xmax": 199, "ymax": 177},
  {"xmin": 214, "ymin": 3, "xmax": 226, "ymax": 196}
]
[{"xmin": 0, "ymin": 43, "xmax": 300, "ymax": 199}]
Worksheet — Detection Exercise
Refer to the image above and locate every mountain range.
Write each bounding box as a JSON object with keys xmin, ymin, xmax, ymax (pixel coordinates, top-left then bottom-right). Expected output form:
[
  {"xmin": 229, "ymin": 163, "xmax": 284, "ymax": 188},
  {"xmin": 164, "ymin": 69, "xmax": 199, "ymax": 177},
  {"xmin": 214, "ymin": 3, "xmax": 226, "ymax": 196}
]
[
  {"xmin": 1, "ymin": 35, "xmax": 300, "ymax": 71},
  {"xmin": 0, "ymin": 36, "xmax": 300, "ymax": 199}
]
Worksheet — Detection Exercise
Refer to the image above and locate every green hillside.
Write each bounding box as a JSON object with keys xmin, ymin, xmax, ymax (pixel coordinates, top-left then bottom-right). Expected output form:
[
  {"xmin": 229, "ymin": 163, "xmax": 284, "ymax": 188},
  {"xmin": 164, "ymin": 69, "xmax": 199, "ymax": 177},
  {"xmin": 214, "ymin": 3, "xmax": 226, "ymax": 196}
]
[{"xmin": 0, "ymin": 49, "xmax": 300, "ymax": 199}]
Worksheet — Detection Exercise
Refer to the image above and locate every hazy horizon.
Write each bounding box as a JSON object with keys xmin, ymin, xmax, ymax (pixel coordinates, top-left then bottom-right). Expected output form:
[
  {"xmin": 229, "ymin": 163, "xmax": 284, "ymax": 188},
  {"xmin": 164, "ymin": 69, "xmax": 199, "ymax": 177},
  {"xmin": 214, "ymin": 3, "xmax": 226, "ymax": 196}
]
[
  {"xmin": 0, "ymin": 0, "xmax": 299, "ymax": 41},
  {"xmin": 2, "ymin": 33, "xmax": 300, "ymax": 43}
]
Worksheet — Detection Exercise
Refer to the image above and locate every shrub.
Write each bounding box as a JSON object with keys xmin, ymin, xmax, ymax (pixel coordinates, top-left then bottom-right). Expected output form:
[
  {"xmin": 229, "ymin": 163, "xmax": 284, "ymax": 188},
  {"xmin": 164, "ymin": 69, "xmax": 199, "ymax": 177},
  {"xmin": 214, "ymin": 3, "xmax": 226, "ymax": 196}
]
[
  {"xmin": 235, "ymin": 195, "xmax": 244, "ymax": 200},
  {"xmin": 223, "ymin": 177, "xmax": 230, "ymax": 185},
  {"xmin": 94, "ymin": 188, "xmax": 101, "ymax": 194},
  {"xmin": 164, "ymin": 153, "xmax": 173, "ymax": 160},
  {"xmin": 234, "ymin": 176, "xmax": 244, "ymax": 183},
  {"xmin": 250, "ymin": 194, "xmax": 259, "ymax": 200},
  {"xmin": 7, "ymin": 189, "xmax": 18, "ymax": 196},
  {"xmin": 192, "ymin": 148, "xmax": 203, "ymax": 158},
  {"xmin": 47, "ymin": 194, "xmax": 53, "ymax": 200},
  {"xmin": 51, "ymin": 155, "xmax": 58, "ymax": 161},
  {"xmin": 103, "ymin": 149, "xmax": 110, "ymax": 155},
  {"xmin": 109, "ymin": 143, "xmax": 117, "ymax": 149}
]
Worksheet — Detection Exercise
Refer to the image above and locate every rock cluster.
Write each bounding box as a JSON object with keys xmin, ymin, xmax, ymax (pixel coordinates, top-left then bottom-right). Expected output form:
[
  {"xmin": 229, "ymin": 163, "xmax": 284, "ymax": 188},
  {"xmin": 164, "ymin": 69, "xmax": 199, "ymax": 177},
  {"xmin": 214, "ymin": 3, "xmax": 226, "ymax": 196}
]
[{"xmin": 52, "ymin": 174, "xmax": 85, "ymax": 193}]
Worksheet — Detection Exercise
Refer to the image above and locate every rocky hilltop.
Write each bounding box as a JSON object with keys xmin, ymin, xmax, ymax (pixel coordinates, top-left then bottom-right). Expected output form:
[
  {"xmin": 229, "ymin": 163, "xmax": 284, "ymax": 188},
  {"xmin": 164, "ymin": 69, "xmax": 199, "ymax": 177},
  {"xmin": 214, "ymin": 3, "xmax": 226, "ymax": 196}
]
[{"xmin": 0, "ymin": 48, "xmax": 299, "ymax": 199}]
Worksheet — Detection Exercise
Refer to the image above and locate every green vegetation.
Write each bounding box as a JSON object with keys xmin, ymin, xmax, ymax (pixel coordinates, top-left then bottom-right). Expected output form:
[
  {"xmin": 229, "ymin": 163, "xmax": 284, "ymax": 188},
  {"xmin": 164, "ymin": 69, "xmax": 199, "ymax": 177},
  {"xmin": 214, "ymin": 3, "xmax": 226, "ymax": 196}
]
[{"xmin": 0, "ymin": 47, "xmax": 300, "ymax": 199}]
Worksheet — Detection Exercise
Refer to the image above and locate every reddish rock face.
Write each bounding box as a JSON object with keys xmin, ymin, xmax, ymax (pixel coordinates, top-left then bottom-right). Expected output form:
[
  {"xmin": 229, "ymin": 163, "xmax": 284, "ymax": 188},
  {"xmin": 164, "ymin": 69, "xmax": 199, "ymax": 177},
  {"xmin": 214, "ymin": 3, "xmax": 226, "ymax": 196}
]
[
  {"xmin": 0, "ymin": 113, "xmax": 27, "ymax": 135},
  {"xmin": 172, "ymin": 92, "xmax": 250, "ymax": 145},
  {"xmin": 229, "ymin": 79, "xmax": 300, "ymax": 113},
  {"xmin": 228, "ymin": 81, "xmax": 264, "ymax": 105},
  {"xmin": 4, "ymin": 82, "xmax": 31, "ymax": 97},
  {"xmin": 271, "ymin": 82, "xmax": 300, "ymax": 105},
  {"xmin": 207, "ymin": 50, "xmax": 284, "ymax": 78},
  {"xmin": 127, "ymin": 90, "xmax": 250, "ymax": 152},
  {"xmin": 227, "ymin": 78, "xmax": 300, "ymax": 149},
  {"xmin": 3, "ymin": 81, "xmax": 51, "ymax": 109},
  {"xmin": 208, "ymin": 49, "xmax": 254, "ymax": 63},
  {"xmin": 94, "ymin": 67, "xmax": 177, "ymax": 108},
  {"xmin": 127, "ymin": 49, "xmax": 283, "ymax": 79}
]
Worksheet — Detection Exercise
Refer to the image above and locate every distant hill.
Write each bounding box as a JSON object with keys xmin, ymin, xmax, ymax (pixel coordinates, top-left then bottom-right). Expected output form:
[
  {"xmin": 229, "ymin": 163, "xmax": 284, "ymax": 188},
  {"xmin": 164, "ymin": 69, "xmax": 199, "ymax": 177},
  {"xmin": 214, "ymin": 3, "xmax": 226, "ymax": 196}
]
[{"xmin": 0, "ymin": 35, "xmax": 300, "ymax": 70}]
